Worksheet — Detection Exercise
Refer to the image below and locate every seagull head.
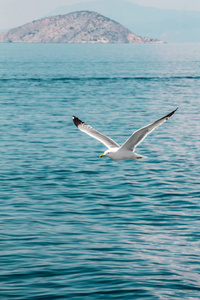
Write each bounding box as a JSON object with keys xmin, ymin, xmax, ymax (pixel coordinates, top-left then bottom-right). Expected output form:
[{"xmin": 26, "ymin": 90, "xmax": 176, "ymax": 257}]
[
  {"xmin": 99, "ymin": 148, "xmax": 118, "ymax": 159},
  {"xmin": 99, "ymin": 150, "xmax": 109, "ymax": 158}
]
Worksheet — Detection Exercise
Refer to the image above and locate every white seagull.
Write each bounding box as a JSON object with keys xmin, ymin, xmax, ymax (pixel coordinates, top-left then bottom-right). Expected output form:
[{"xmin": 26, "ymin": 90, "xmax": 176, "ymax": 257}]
[{"xmin": 72, "ymin": 108, "xmax": 178, "ymax": 161}]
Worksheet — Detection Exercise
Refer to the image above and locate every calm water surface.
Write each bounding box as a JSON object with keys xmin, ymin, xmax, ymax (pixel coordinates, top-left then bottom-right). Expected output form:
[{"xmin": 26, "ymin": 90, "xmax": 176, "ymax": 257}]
[{"xmin": 0, "ymin": 43, "xmax": 200, "ymax": 299}]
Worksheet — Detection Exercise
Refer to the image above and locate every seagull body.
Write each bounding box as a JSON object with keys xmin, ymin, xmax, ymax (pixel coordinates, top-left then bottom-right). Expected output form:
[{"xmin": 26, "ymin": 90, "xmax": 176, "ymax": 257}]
[
  {"xmin": 72, "ymin": 108, "xmax": 178, "ymax": 161},
  {"xmin": 101, "ymin": 148, "xmax": 143, "ymax": 161}
]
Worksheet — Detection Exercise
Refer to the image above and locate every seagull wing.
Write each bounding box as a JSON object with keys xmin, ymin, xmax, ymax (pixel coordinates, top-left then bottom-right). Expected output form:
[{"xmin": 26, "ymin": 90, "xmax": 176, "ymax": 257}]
[
  {"xmin": 120, "ymin": 108, "xmax": 178, "ymax": 151},
  {"xmin": 73, "ymin": 116, "xmax": 120, "ymax": 149}
]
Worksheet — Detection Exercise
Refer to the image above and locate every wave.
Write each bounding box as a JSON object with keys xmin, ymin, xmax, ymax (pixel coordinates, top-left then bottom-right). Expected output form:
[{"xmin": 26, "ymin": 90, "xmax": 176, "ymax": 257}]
[{"xmin": 1, "ymin": 75, "xmax": 200, "ymax": 82}]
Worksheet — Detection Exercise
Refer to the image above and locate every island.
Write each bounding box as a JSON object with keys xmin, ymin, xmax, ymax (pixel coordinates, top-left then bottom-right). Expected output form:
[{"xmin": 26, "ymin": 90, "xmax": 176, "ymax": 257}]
[{"xmin": 0, "ymin": 11, "xmax": 164, "ymax": 44}]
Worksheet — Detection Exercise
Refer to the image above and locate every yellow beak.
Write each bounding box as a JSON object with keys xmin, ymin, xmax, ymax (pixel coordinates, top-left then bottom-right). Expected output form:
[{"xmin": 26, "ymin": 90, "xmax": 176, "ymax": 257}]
[{"xmin": 100, "ymin": 154, "xmax": 106, "ymax": 158}]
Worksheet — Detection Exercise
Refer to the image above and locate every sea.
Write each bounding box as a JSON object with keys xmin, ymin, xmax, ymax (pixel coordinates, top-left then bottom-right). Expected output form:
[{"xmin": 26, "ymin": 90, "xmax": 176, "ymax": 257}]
[{"xmin": 0, "ymin": 43, "xmax": 200, "ymax": 299}]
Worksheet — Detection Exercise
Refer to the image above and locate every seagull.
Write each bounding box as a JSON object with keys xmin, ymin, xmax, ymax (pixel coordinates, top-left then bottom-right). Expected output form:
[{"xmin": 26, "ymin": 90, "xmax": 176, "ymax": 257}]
[{"xmin": 72, "ymin": 108, "xmax": 178, "ymax": 161}]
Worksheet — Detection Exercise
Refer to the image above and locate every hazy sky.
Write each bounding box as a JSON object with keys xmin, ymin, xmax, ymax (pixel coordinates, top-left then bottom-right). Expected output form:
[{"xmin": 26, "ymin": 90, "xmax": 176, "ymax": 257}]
[{"xmin": 1, "ymin": 0, "xmax": 200, "ymax": 29}]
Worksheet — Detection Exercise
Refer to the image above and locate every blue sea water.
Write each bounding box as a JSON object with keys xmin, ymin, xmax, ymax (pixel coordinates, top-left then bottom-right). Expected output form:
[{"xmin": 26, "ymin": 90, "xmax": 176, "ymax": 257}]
[{"xmin": 0, "ymin": 43, "xmax": 200, "ymax": 299}]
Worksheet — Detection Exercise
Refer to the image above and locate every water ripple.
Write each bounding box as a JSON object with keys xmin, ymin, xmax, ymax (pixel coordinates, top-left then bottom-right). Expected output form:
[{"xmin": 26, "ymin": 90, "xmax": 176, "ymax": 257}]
[{"xmin": 0, "ymin": 43, "xmax": 199, "ymax": 299}]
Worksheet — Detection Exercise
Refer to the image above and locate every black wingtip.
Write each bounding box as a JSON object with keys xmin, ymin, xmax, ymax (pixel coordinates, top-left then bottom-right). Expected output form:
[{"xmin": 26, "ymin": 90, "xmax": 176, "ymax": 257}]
[
  {"xmin": 174, "ymin": 107, "xmax": 178, "ymax": 113},
  {"xmin": 166, "ymin": 107, "xmax": 178, "ymax": 119},
  {"xmin": 72, "ymin": 116, "xmax": 84, "ymax": 128}
]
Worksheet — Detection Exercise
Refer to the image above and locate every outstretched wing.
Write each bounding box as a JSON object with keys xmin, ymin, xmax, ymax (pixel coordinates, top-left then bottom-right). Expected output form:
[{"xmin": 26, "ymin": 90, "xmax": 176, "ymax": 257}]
[
  {"xmin": 120, "ymin": 108, "xmax": 178, "ymax": 151},
  {"xmin": 73, "ymin": 116, "xmax": 120, "ymax": 149}
]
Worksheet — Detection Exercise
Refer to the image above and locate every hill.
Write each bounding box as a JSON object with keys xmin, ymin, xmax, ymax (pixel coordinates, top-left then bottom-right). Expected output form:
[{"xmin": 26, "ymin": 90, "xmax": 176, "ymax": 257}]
[{"xmin": 0, "ymin": 11, "xmax": 163, "ymax": 44}]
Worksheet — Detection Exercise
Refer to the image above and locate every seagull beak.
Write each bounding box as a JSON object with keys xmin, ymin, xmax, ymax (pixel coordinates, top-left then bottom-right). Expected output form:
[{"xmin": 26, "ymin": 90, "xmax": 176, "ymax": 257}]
[{"xmin": 100, "ymin": 154, "xmax": 106, "ymax": 158}]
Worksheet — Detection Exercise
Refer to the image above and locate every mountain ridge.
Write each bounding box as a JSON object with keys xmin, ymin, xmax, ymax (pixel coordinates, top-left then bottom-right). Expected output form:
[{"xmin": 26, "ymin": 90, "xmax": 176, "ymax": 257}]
[{"xmin": 47, "ymin": 0, "xmax": 200, "ymax": 43}]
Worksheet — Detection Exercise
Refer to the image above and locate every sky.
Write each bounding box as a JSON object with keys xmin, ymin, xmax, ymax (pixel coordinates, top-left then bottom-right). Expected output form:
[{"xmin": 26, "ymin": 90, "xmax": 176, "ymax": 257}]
[{"xmin": 1, "ymin": 0, "xmax": 200, "ymax": 29}]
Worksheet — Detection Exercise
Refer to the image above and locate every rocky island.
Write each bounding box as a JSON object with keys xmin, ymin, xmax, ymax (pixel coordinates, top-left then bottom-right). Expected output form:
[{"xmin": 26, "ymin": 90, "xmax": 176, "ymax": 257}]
[{"xmin": 0, "ymin": 11, "xmax": 164, "ymax": 44}]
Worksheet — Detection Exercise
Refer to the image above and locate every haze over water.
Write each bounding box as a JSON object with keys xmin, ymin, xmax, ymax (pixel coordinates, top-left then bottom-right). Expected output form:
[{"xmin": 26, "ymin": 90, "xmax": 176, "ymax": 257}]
[{"xmin": 0, "ymin": 43, "xmax": 200, "ymax": 299}]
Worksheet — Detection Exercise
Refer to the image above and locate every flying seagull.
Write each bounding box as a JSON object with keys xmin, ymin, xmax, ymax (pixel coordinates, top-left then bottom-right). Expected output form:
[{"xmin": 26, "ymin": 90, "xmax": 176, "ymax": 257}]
[{"xmin": 72, "ymin": 108, "xmax": 178, "ymax": 161}]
